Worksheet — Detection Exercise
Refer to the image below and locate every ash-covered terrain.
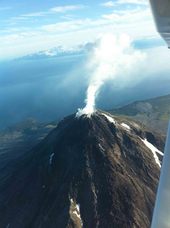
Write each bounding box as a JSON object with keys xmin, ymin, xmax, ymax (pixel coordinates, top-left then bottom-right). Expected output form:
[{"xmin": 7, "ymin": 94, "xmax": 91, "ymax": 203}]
[{"xmin": 0, "ymin": 111, "xmax": 165, "ymax": 228}]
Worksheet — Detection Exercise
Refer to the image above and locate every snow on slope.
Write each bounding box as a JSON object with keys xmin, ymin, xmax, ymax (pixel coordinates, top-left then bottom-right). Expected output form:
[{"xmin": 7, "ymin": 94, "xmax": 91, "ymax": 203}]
[
  {"xmin": 141, "ymin": 138, "xmax": 163, "ymax": 168},
  {"xmin": 121, "ymin": 123, "xmax": 131, "ymax": 131},
  {"xmin": 102, "ymin": 113, "xmax": 116, "ymax": 124}
]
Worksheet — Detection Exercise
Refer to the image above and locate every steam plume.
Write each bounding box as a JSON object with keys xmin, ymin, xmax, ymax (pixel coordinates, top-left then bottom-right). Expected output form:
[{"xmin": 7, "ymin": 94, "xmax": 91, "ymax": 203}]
[{"xmin": 76, "ymin": 33, "xmax": 145, "ymax": 117}]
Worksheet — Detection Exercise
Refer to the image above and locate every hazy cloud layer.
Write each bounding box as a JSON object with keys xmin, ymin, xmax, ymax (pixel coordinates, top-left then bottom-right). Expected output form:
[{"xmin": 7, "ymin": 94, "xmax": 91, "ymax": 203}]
[{"xmin": 0, "ymin": 0, "xmax": 158, "ymax": 60}]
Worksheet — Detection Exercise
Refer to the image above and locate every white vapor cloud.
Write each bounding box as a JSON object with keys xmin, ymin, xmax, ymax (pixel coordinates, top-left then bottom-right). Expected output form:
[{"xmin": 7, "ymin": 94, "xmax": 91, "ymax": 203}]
[
  {"xmin": 13, "ymin": 4, "xmax": 85, "ymax": 20},
  {"xmin": 118, "ymin": 0, "xmax": 148, "ymax": 5},
  {"xmin": 51, "ymin": 5, "xmax": 85, "ymax": 13},
  {"xmin": 21, "ymin": 12, "xmax": 46, "ymax": 17},
  {"xmin": 76, "ymin": 33, "xmax": 146, "ymax": 117},
  {"xmin": 101, "ymin": 0, "xmax": 148, "ymax": 7},
  {"xmin": 101, "ymin": 1, "xmax": 115, "ymax": 7}
]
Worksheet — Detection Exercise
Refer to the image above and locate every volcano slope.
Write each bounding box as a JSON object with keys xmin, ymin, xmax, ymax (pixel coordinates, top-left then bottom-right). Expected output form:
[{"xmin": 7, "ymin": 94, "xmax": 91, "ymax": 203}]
[{"xmin": 0, "ymin": 111, "xmax": 164, "ymax": 228}]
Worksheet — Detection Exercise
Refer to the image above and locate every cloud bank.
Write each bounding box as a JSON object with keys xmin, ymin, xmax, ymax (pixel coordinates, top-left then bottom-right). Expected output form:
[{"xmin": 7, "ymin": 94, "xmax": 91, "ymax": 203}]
[{"xmin": 0, "ymin": 0, "xmax": 157, "ymax": 60}]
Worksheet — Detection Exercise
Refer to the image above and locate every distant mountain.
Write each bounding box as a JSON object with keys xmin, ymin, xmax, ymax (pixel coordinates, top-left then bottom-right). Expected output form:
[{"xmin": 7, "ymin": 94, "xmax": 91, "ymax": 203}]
[
  {"xmin": 0, "ymin": 111, "xmax": 165, "ymax": 228},
  {"xmin": 19, "ymin": 43, "xmax": 94, "ymax": 60},
  {"xmin": 109, "ymin": 94, "xmax": 170, "ymax": 135}
]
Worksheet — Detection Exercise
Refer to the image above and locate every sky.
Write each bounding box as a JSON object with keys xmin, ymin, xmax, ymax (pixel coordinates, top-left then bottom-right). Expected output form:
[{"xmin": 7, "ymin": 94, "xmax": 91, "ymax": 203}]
[{"xmin": 0, "ymin": 0, "xmax": 165, "ymax": 60}]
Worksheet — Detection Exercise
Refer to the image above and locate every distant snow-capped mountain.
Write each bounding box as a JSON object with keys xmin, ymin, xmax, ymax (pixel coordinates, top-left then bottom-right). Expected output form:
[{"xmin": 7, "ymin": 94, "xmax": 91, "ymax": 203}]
[{"xmin": 20, "ymin": 43, "xmax": 94, "ymax": 60}]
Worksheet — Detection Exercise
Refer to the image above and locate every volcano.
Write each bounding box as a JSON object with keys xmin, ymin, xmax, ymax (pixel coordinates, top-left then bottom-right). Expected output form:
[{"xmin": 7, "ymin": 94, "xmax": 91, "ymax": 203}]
[{"xmin": 0, "ymin": 111, "xmax": 164, "ymax": 228}]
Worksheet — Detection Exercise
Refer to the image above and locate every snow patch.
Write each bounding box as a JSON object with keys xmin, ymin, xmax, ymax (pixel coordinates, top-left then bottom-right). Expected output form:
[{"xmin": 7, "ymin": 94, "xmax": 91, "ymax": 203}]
[
  {"xmin": 132, "ymin": 122, "xmax": 140, "ymax": 129},
  {"xmin": 121, "ymin": 123, "xmax": 131, "ymax": 131},
  {"xmin": 141, "ymin": 138, "xmax": 163, "ymax": 168},
  {"xmin": 73, "ymin": 204, "xmax": 81, "ymax": 220},
  {"xmin": 49, "ymin": 153, "xmax": 54, "ymax": 165},
  {"xmin": 102, "ymin": 113, "xmax": 116, "ymax": 124},
  {"xmin": 98, "ymin": 143, "xmax": 105, "ymax": 152},
  {"xmin": 44, "ymin": 50, "xmax": 56, "ymax": 57},
  {"xmin": 45, "ymin": 124, "xmax": 56, "ymax": 129},
  {"xmin": 155, "ymin": 149, "xmax": 164, "ymax": 156},
  {"xmin": 70, "ymin": 198, "xmax": 83, "ymax": 226}
]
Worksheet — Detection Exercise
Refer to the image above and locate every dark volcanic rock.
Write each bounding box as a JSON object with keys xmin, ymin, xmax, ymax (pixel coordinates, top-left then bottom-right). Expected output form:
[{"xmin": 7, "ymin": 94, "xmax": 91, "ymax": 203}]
[{"xmin": 0, "ymin": 111, "xmax": 164, "ymax": 228}]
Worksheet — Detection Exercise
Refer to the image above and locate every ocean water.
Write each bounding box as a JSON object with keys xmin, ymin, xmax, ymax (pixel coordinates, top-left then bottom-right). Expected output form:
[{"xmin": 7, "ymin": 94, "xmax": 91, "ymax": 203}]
[
  {"xmin": 0, "ymin": 54, "xmax": 170, "ymax": 129},
  {"xmin": 0, "ymin": 54, "xmax": 87, "ymax": 128}
]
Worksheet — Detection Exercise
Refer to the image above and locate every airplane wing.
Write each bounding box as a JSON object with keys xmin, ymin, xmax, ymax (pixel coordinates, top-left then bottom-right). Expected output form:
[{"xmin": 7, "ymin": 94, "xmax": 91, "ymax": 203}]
[
  {"xmin": 151, "ymin": 124, "xmax": 170, "ymax": 228},
  {"xmin": 150, "ymin": 0, "xmax": 170, "ymax": 48}
]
